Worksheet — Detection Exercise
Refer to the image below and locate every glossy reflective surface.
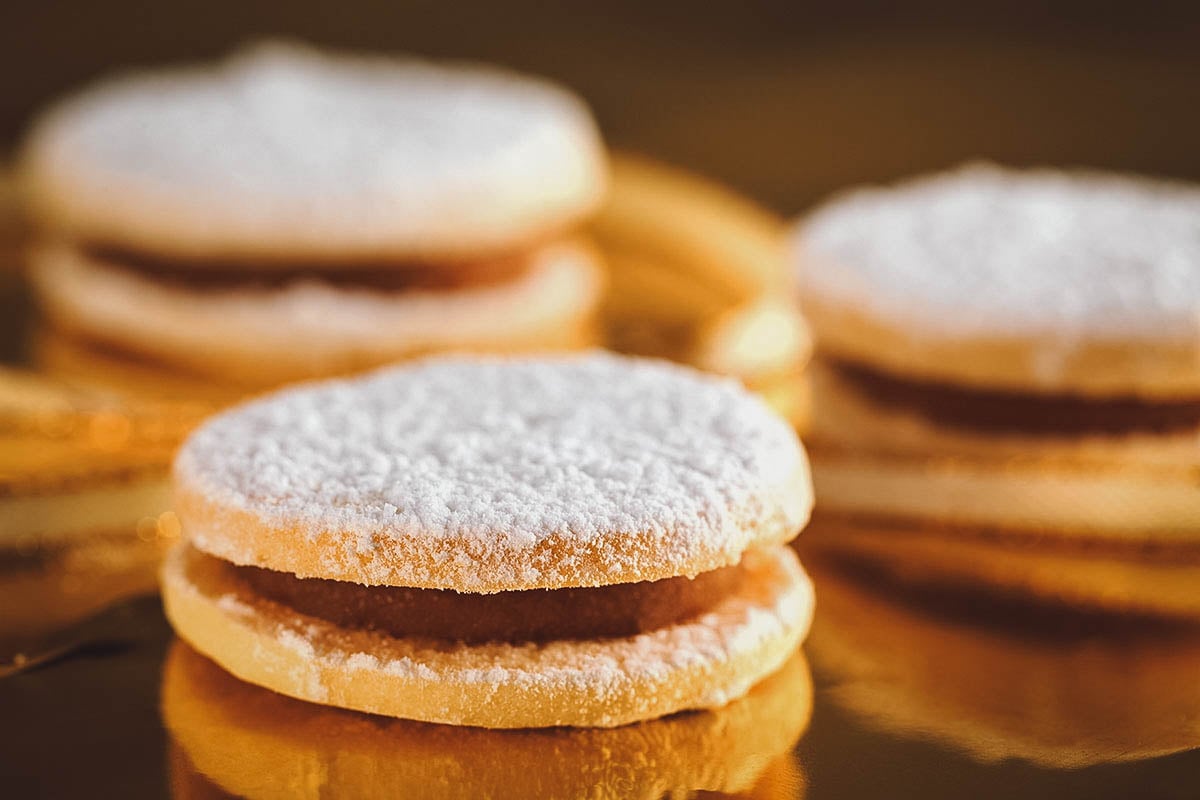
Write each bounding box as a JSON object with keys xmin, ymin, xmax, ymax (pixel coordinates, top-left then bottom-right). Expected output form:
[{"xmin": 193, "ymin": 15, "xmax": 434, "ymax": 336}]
[{"xmin": 4, "ymin": 555, "xmax": 1200, "ymax": 799}]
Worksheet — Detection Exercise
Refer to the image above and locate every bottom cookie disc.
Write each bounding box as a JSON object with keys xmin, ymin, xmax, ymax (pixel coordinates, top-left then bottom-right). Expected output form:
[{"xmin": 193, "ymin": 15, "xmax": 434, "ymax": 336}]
[{"xmin": 161, "ymin": 543, "xmax": 813, "ymax": 728}]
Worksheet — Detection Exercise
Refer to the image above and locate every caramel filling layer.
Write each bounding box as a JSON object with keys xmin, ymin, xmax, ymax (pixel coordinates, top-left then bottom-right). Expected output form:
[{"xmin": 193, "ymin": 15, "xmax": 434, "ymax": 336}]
[
  {"xmin": 833, "ymin": 359, "xmax": 1200, "ymax": 436},
  {"xmin": 232, "ymin": 560, "xmax": 746, "ymax": 644},
  {"xmin": 84, "ymin": 244, "xmax": 535, "ymax": 293}
]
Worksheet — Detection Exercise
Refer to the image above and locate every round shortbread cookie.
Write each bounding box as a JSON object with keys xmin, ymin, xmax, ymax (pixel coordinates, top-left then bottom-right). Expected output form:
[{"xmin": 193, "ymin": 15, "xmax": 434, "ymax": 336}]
[
  {"xmin": 21, "ymin": 41, "xmax": 607, "ymax": 264},
  {"xmin": 163, "ymin": 641, "xmax": 811, "ymax": 799},
  {"xmin": 803, "ymin": 553, "xmax": 1200, "ymax": 767},
  {"xmin": 804, "ymin": 361, "xmax": 1200, "ymax": 542},
  {"xmin": 175, "ymin": 352, "xmax": 812, "ymax": 591},
  {"xmin": 162, "ymin": 543, "xmax": 814, "ymax": 728},
  {"xmin": 794, "ymin": 163, "xmax": 1200, "ymax": 398},
  {"xmin": 31, "ymin": 240, "xmax": 603, "ymax": 386}
]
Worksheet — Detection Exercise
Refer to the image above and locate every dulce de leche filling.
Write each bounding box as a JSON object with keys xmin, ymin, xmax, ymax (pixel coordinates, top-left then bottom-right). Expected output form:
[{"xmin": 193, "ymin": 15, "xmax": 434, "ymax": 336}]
[
  {"xmin": 833, "ymin": 358, "xmax": 1200, "ymax": 436},
  {"xmin": 84, "ymin": 243, "xmax": 536, "ymax": 293},
  {"xmin": 230, "ymin": 559, "xmax": 746, "ymax": 645}
]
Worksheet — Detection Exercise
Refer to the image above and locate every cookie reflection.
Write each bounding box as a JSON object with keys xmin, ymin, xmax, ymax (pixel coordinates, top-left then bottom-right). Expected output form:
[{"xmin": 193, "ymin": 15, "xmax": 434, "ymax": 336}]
[
  {"xmin": 802, "ymin": 515, "xmax": 1200, "ymax": 620},
  {"xmin": 0, "ymin": 533, "xmax": 168, "ymax": 642},
  {"xmin": 163, "ymin": 642, "xmax": 811, "ymax": 799},
  {"xmin": 804, "ymin": 554, "xmax": 1200, "ymax": 768}
]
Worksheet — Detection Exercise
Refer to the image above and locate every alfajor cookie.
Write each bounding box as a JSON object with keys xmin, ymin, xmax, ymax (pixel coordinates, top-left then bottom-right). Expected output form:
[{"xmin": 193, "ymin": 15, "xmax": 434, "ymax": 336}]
[
  {"xmin": 21, "ymin": 42, "xmax": 606, "ymax": 392},
  {"xmin": 161, "ymin": 352, "xmax": 814, "ymax": 728},
  {"xmin": 0, "ymin": 368, "xmax": 192, "ymax": 637},
  {"xmin": 793, "ymin": 164, "xmax": 1200, "ymax": 544},
  {"xmin": 163, "ymin": 642, "xmax": 811, "ymax": 799},
  {"xmin": 802, "ymin": 550, "xmax": 1200, "ymax": 768},
  {"xmin": 0, "ymin": 367, "xmax": 195, "ymax": 550}
]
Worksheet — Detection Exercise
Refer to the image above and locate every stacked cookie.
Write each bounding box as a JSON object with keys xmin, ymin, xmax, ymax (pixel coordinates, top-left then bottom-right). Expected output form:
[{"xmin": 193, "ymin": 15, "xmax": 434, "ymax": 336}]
[
  {"xmin": 0, "ymin": 368, "xmax": 191, "ymax": 639},
  {"xmin": 20, "ymin": 43, "xmax": 606, "ymax": 397},
  {"xmin": 162, "ymin": 353, "xmax": 815, "ymax": 728},
  {"xmin": 792, "ymin": 164, "xmax": 1200, "ymax": 616}
]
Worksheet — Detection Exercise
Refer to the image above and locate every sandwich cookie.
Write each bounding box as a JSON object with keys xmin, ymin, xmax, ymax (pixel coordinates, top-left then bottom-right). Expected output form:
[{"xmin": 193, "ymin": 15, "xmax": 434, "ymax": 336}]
[
  {"xmin": 22, "ymin": 42, "xmax": 607, "ymax": 390},
  {"xmin": 802, "ymin": 551, "xmax": 1200, "ymax": 768},
  {"xmin": 0, "ymin": 368, "xmax": 192, "ymax": 638},
  {"xmin": 793, "ymin": 164, "xmax": 1200, "ymax": 543},
  {"xmin": 0, "ymin": 367, "xmax": 195, "ymax": 549},
  {"xmin": 162, "ymin": 352, "xmax": 815, "ymax": 728},
  {"xmin": 163, "ymin": 642, "xmax": 812, "ymax": 799}
]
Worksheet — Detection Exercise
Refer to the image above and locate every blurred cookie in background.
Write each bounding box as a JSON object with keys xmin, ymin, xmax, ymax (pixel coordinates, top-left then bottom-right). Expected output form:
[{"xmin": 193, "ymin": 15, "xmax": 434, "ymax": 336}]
[
  {"xmin": 163, "ymin": 641, "xmax": 811, "ymax": 800},
  {"xmin": 0, "ymin": 367, "xmax": 196, "ymax": 640},
  {"xmin": 594, "ymin": 154, "xmax": 812, "ymax": 431},
  {"xmin": 691, "ymin": 297, "xmax": 813, "ymax": 433},
  {"xmin": 31, "ymin": 326, "xmax": 252, "ymax": 408},
  {"xmin": 802, "ymin": 548, "xmax": 1200, "ymax": 768},
  {"xmin": 19, "ymin": 41, "xmax": 607, "ymax": 399},
  {"xmin": 791, "ymin": 164, "xmax": 1200, "ymax": 615}
]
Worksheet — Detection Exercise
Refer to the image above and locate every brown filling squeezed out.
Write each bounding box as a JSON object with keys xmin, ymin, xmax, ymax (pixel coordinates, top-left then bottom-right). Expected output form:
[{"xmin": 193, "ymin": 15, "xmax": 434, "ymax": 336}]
[
  {"xmin": 832, "ymin": 358, "xmax": 1200, "ymax": 436},
  {"xmin": 84, "ymin": 244, "xmax": 535, "ymax": 292},
  {"xmin": 234, "ymin": 560, "xmax": 745, "ymax": 644}
]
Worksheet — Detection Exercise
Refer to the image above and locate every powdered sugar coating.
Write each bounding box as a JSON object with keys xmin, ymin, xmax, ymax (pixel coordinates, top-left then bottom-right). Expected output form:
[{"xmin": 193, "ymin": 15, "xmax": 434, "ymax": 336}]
[
  {"xmin": 23, "ymin": 41, "xmax": 606, "ymax": 261},
  {"xmin": 175, "ymin": 353, "xmax": 811, "ymax": 590},
  {"xmin": 796, "ymin": 163, "xmax": 1200, "ymax": 342}
]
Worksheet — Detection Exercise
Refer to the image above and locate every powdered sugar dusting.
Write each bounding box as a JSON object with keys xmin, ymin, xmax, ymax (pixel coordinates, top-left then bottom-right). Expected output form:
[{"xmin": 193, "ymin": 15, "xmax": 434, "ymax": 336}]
[
  {"xmin": 25, "ymin": 41, "xmax": 605, "ymax": 258},
  {"xmin": 176, "ymin": 353, "xmax": 810, "ymax": 590},
  {"xmin": 796, "ymin": 163, "xmax": 1200, "ymax": 341}
]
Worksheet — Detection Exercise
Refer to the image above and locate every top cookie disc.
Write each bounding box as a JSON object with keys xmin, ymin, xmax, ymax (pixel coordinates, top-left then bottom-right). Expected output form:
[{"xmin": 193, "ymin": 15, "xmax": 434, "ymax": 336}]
[
  {"xmin": 21, "ymin": 42, "xmax": 607, "ymax": 265},
  {"xmin": 795, "ymin": 164, "xmax": 1200, "ymax": 397},
  {"xmin": 173, "ymin": 353, "xmax": 812, "ymax": 592}
]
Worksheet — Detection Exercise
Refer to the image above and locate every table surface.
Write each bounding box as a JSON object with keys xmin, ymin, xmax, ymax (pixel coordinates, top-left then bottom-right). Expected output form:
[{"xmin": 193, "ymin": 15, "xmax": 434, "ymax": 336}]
[{"xmin": 4, "ymin": 551, "xmax": 1200, "ymax": 800}]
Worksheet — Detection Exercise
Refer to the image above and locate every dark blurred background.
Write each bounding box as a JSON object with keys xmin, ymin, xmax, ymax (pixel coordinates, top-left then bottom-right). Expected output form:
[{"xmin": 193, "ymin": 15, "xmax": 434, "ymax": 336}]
[{"xmin": 3, "ymin": 1, "xmax": 1200, "ymax": 212}]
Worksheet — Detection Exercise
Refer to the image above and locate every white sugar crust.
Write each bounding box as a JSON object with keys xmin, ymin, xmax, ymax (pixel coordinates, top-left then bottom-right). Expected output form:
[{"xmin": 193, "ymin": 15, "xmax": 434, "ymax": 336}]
[
  {"xmin": 31, "ymin": 240, "xmax": 601, "ymax": 384},
  {"xmin": 22, "ymin": 41, "xmax": 607, "ymax": 263},
  {"xmin": 174, "ymin": 353, "xmax": 812, "ymax": 591},
  {"xmin": 797, "ymin": 163, "xmax": 1200, "ymax": 341},
  {"xmin": 794, "ymin": 164, "xmax": 1200, "ymax": 395},
  {"xmin": 162, "ymin": 542, "xmax": 813, "ymax": 728}
]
